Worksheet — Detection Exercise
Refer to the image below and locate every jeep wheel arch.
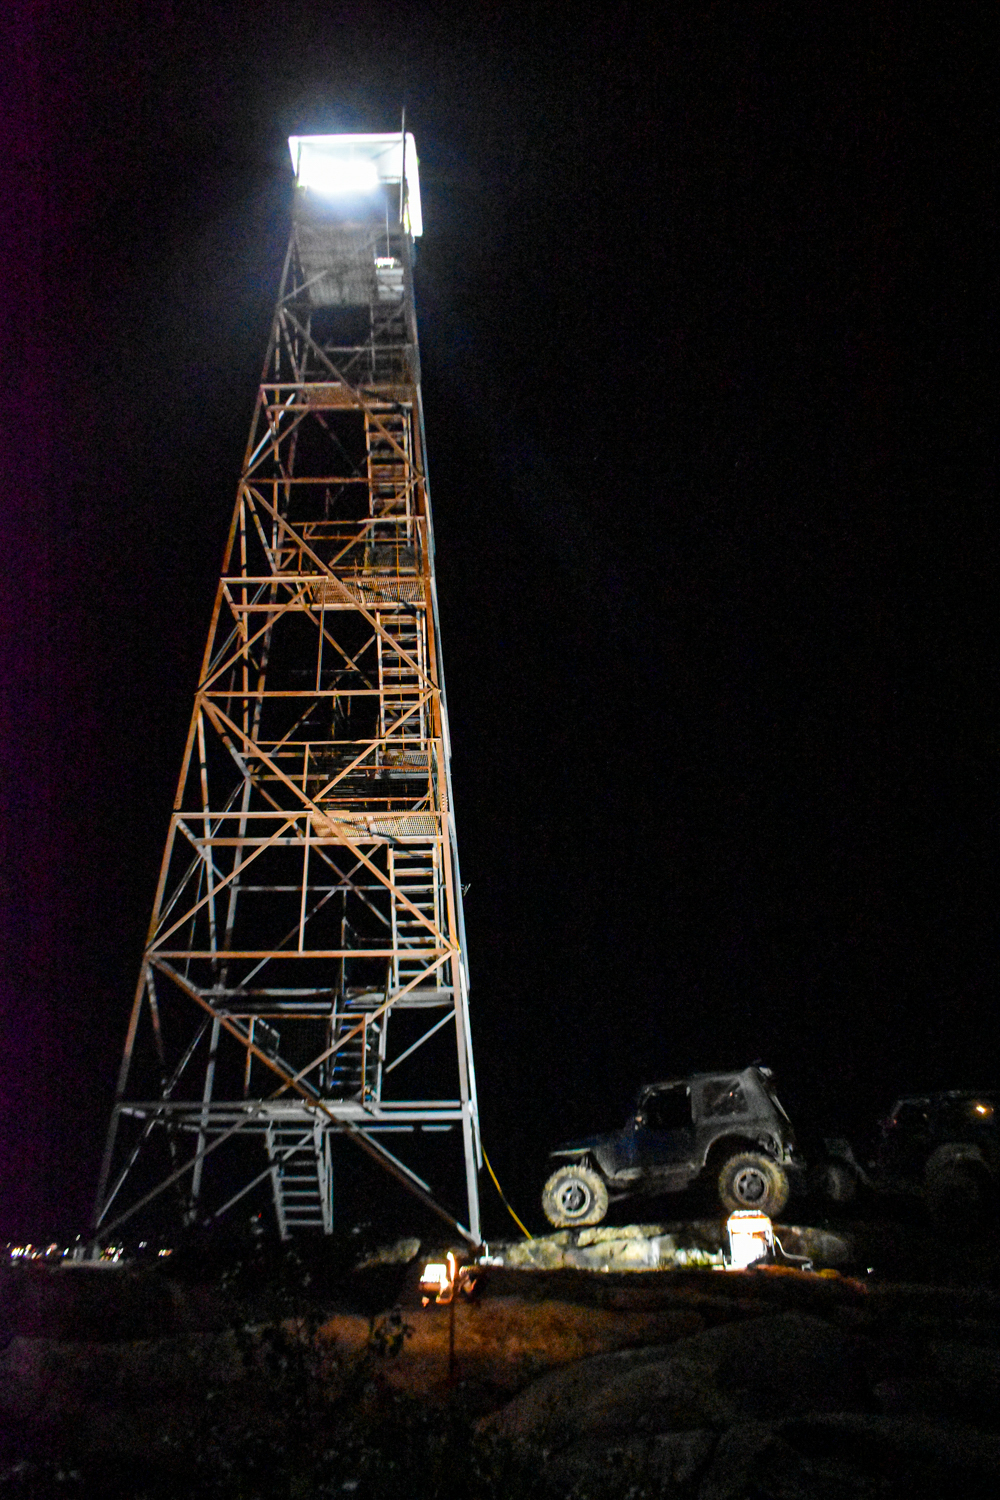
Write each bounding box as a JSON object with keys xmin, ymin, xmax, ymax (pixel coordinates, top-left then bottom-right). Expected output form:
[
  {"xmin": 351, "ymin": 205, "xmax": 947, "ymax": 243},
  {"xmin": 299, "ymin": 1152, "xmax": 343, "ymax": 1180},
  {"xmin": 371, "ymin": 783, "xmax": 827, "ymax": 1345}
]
[{"xmin": 705, "ymin": 1135, "xmax": 768, "ymax": 1175}]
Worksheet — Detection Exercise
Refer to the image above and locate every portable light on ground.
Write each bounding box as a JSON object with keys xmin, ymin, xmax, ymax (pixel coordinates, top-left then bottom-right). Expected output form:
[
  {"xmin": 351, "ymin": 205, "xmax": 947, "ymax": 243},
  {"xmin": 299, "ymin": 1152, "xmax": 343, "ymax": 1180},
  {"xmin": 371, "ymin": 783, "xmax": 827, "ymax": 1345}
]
[
  {"xmin": 725, "ymin": 1210, "xmax": 775, "ymax": 1269},
  {"xmin": 420, "ymin": 1251, "xmax": 457, "ymax": 1305}
]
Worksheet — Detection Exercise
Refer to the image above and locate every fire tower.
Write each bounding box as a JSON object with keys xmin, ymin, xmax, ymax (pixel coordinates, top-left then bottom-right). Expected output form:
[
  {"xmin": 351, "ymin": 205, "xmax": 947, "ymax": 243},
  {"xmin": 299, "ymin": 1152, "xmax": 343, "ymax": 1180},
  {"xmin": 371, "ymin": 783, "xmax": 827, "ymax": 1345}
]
[{"xmin": 94, "ymin": 134, "xmax": 482, "ymax": 1245}]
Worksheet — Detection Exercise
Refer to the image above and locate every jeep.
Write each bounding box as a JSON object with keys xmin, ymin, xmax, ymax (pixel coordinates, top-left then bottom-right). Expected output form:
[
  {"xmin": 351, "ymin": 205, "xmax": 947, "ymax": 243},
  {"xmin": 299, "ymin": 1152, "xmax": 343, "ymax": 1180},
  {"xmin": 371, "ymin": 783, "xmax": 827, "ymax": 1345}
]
[
  {"xmin": 541, "ymin": 1065, "xmax": 804, "ymax": 1227},
  {"xmin": 874, "ymin": 1089, "xmax": 998, "ymax": 1218}
]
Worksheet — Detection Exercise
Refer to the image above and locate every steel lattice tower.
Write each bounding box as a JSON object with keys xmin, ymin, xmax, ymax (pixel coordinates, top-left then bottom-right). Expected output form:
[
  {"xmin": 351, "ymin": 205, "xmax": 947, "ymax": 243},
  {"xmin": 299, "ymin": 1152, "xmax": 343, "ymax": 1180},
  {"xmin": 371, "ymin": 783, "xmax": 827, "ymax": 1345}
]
[{"xmin": 95, "ymin": 134, "xmax": 481, "ymax": 1245}]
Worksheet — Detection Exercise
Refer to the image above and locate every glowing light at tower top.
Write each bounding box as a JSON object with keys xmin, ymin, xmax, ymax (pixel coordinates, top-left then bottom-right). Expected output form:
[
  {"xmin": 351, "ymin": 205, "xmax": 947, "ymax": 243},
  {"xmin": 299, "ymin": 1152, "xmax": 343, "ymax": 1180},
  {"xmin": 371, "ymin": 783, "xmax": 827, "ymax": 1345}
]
[{"xmin": 288, "ymin": 132, "xmax": 423, "ymax": 237}]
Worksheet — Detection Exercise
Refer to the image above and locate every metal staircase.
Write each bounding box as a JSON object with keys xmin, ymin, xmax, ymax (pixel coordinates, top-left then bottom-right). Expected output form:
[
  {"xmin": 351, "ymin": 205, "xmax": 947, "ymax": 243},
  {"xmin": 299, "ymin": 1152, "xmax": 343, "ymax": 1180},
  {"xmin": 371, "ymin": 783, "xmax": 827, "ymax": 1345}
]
[
  {"xmin": 366, "ymin": 405, "xmax": 412, "ymax": 580},
  {"xmin": 389, "ymin": 844, "xmax": 440, "ymax": 990},
  {"xmin": 377, "ymin": 610, "xmax": 427, "ymax": 759},
  {"xmin": 326, "ymin": 1001, "xmax": 382, "ymax": 1100},
  {"xmin": 266, "ymin": 1120, "xmax": 333, "ymax": 1237}
]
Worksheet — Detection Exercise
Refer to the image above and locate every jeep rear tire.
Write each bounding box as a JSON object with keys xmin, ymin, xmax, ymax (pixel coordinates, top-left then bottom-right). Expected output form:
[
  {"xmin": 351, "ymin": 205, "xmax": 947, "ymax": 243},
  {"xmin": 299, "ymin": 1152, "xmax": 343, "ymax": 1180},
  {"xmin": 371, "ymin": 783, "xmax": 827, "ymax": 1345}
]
[
  {"xmin": 925, "ymin": 1161, "xmax": 991, "ymax": 1225},
  {"xmin": 541, "ymin": 1164, "xmax": 609, "ymax": 1227},
  {"xmin": 819, "ymin": 1161, "xmax": 857, "ymax": 1205},
  {"xmin": 718, "ymin": 1152, "xmax": 790, "ymax": 1217}
]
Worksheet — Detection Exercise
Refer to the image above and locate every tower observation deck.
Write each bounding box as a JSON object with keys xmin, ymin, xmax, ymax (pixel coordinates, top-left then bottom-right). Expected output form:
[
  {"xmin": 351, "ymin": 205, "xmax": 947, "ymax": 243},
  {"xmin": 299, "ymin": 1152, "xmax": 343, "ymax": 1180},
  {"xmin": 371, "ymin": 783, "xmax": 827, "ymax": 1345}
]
[{"xmin": 94, "ymin": 133, "xmax": 482, "ymax": 1245}]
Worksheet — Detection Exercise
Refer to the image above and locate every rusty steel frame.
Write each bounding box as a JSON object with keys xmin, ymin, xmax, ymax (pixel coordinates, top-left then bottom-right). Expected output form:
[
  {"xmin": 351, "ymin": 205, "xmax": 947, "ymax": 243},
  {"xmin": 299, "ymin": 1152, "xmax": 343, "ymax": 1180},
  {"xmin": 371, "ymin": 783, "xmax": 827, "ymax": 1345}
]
[{"xmin": 94, "ymin": 136, "xmax": 482, "ymax": 1245}]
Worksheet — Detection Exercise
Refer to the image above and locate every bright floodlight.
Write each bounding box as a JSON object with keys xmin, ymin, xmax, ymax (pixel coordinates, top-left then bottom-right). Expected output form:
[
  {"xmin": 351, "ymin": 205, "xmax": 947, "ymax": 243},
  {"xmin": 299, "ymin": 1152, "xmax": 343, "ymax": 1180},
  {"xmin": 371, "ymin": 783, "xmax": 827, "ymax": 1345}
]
[
  {"xmin": 299, "ymin": 153, "xmax": 379, "ymax": 197},
  {"xmin": 288, "ymin": 132, "xmax": 423, "ymax": 236}
]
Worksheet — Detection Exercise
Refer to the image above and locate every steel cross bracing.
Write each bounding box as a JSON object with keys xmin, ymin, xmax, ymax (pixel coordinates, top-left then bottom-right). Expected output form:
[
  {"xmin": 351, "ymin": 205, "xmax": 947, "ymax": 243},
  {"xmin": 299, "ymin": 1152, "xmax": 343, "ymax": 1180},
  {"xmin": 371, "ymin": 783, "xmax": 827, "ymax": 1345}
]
[{"xmin": 94, "ymin": 135, "xmax": 482, "ymax": 1245}]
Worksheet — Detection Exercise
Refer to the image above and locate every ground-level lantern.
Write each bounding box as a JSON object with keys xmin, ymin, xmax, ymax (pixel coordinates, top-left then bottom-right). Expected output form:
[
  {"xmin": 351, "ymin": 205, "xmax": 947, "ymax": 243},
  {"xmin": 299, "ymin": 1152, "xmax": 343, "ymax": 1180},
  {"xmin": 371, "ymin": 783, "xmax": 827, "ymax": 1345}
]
[{"xmin": 94, "ymin": 132, "xmax": 482, "ymax": 1245}]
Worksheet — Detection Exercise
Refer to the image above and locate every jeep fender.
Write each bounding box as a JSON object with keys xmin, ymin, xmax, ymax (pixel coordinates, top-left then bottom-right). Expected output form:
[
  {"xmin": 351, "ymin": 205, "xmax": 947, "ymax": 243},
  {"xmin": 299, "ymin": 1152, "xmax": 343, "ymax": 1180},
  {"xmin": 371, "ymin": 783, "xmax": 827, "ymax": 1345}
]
[
  {"xmin": 550, "ymin": 1147, "xmax": 617, "ymax": 1183},
  {"xmin": 590, "ymin": 1145, "xmax": 624, "ymax": 1181},
  {"xmin": 704, "ymin": 1134, "xmax": 778, "ymax": 1171}
]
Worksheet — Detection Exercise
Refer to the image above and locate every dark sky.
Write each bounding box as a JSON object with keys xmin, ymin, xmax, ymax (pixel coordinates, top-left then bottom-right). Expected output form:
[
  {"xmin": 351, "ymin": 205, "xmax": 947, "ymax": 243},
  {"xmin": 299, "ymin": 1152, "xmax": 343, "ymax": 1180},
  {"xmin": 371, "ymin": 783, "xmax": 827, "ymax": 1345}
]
[{"xmin": 1, "ymin": 2, "xmax": 995, "ymax": 1241}]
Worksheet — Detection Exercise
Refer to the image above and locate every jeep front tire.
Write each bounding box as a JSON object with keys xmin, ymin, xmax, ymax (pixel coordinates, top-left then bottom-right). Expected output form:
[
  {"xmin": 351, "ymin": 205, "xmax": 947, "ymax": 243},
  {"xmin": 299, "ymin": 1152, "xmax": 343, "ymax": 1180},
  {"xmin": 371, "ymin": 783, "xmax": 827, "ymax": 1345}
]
[
  {"xmin": 541, "ymin": 1163, "xmax": 609, "ymax": 1227},
  {"xmin": 718, "ymin": 1152, "xmax": 790, "ymax": 1217}
]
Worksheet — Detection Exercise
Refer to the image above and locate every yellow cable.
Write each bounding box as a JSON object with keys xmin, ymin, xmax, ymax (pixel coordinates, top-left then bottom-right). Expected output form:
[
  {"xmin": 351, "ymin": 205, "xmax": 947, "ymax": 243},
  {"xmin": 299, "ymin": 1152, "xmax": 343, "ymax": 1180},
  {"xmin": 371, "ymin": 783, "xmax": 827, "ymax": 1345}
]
[{"xmin": 482, "ymin": 1146, "xmax": 533, "ymax": 1239}]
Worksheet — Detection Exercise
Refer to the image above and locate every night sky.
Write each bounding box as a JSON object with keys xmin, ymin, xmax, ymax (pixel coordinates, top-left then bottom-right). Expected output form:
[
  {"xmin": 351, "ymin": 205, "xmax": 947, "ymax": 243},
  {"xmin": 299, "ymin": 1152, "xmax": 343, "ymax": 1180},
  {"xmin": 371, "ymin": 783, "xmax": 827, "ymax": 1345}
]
[{"xmin": 1, "ymin": 3, "xmax": 995, "ymax": 1242}]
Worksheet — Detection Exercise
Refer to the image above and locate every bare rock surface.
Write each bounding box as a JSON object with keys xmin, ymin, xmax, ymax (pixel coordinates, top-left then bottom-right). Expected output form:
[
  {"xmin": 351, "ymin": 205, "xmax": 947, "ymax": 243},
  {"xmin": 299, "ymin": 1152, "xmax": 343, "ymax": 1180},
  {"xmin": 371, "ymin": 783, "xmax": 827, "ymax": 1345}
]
[
  {"xmin": 334, "ymin": 1296, "xmax": 705, "ymax": 1395},
  {"xmin": 485, "ymin": 1312, "xmax": 872, "ymax": 1443},
  {"xmin": 547, "ymin": 1429, "xmax": 718, "ymax": 1496},
  {"xmin": 701, "ymin": 1414, "xmax": 1000, "ymax": 1500},
  {"xmin": 483, "ymin": 1310, "xmax": 999, "ymax": 1497},
  {"xmin": 494, "ymin": 1221, "xmax": 853, "ymax": 1273},
  {"xmin": 3, "ymin": 1238, "xmax": 1000, "ymax": 1494}
]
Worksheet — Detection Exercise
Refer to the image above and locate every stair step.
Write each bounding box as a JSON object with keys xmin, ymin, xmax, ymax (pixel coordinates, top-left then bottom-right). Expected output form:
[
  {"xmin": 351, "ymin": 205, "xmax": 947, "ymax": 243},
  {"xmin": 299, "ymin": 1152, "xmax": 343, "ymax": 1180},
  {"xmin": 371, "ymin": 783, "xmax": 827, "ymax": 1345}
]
[{"xmin": 268, "ymin": 1126, "xmax": 333, "ymax": 1240}]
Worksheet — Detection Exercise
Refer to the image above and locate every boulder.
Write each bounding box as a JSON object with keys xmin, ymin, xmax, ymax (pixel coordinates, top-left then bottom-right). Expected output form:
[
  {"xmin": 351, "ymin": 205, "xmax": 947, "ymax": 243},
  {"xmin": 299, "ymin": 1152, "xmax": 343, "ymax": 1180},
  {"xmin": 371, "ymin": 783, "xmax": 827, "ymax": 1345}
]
[
  {"xmin": 575, "ymin": 1224, "xmax": 666, "ymax": 1247},
  {"xmin": 692, "ymin": 1310, "xmax": 874, "ymax": 1420},
  {"xmin": 486, "ymin": 1312, "xmax": 873, "ymax": 1448},
  {"xmin": 777, "ymin": 1413, "xmax": 1000, "ymax": 1496},
  {"xmin": 699, "ymin": 1420, "xmax": 887, "ymax": 1500},
  {"xmin": 353, "ymin": 1237, "xmax": 421, "ymax": 1270},
  {"xmin": 546, "ymin": 1429, "xmax": 717, "ymax": 1496}
]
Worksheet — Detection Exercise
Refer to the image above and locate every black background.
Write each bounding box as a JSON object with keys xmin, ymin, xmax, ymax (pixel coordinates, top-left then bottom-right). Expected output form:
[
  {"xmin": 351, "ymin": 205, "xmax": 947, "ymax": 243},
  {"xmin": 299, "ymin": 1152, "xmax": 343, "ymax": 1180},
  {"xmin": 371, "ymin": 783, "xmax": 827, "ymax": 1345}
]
[{"xmin": 1, "ymin": 2, "xmax": 995, "ymax": 1242}]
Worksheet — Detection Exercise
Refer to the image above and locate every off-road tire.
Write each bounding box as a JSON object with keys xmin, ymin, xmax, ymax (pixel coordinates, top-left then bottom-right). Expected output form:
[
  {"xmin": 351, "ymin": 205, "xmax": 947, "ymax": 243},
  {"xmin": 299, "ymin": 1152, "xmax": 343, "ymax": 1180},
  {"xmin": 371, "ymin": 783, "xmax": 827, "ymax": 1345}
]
[
  {"xmin": 925, "ymin": 1161, "xmax": 992, "ymax": 1225},
  {"xmin": 718, "ymin": 1152, "xmax": 790, "ymax": 1217},
  {"xmin": 820, "ymin": 1161, "xmax": 857, "ymax": 1205},
  {"xmin": 541, "ymin": 1164, "xmax": 609, "ymax": 1227}
]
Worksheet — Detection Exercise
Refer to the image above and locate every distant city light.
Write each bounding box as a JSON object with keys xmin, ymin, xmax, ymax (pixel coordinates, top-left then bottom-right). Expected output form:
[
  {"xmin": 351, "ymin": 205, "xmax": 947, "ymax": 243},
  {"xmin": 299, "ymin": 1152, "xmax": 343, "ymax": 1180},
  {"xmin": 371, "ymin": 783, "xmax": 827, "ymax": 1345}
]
[{"xmin": 5, "ymin": 1239, "xmax": 175, "ymax": 1265}]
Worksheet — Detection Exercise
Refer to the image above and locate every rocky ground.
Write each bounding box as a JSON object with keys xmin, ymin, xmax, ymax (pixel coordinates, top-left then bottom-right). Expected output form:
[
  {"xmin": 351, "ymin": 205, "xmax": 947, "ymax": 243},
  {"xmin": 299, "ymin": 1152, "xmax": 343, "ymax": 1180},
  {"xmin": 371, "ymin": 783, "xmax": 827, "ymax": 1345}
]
[{"xmin": 2, "ymin": 1218, "xmax": 999, "ymax": 1497}]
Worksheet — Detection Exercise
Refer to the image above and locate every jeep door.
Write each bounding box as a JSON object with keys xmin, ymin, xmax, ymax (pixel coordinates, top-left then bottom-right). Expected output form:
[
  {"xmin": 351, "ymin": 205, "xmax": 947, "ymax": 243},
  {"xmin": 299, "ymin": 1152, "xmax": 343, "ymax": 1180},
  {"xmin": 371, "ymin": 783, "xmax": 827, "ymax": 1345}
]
[{"xmin": 634, "ymin": 1084, "xmax": 696, "ymax": 1188}]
